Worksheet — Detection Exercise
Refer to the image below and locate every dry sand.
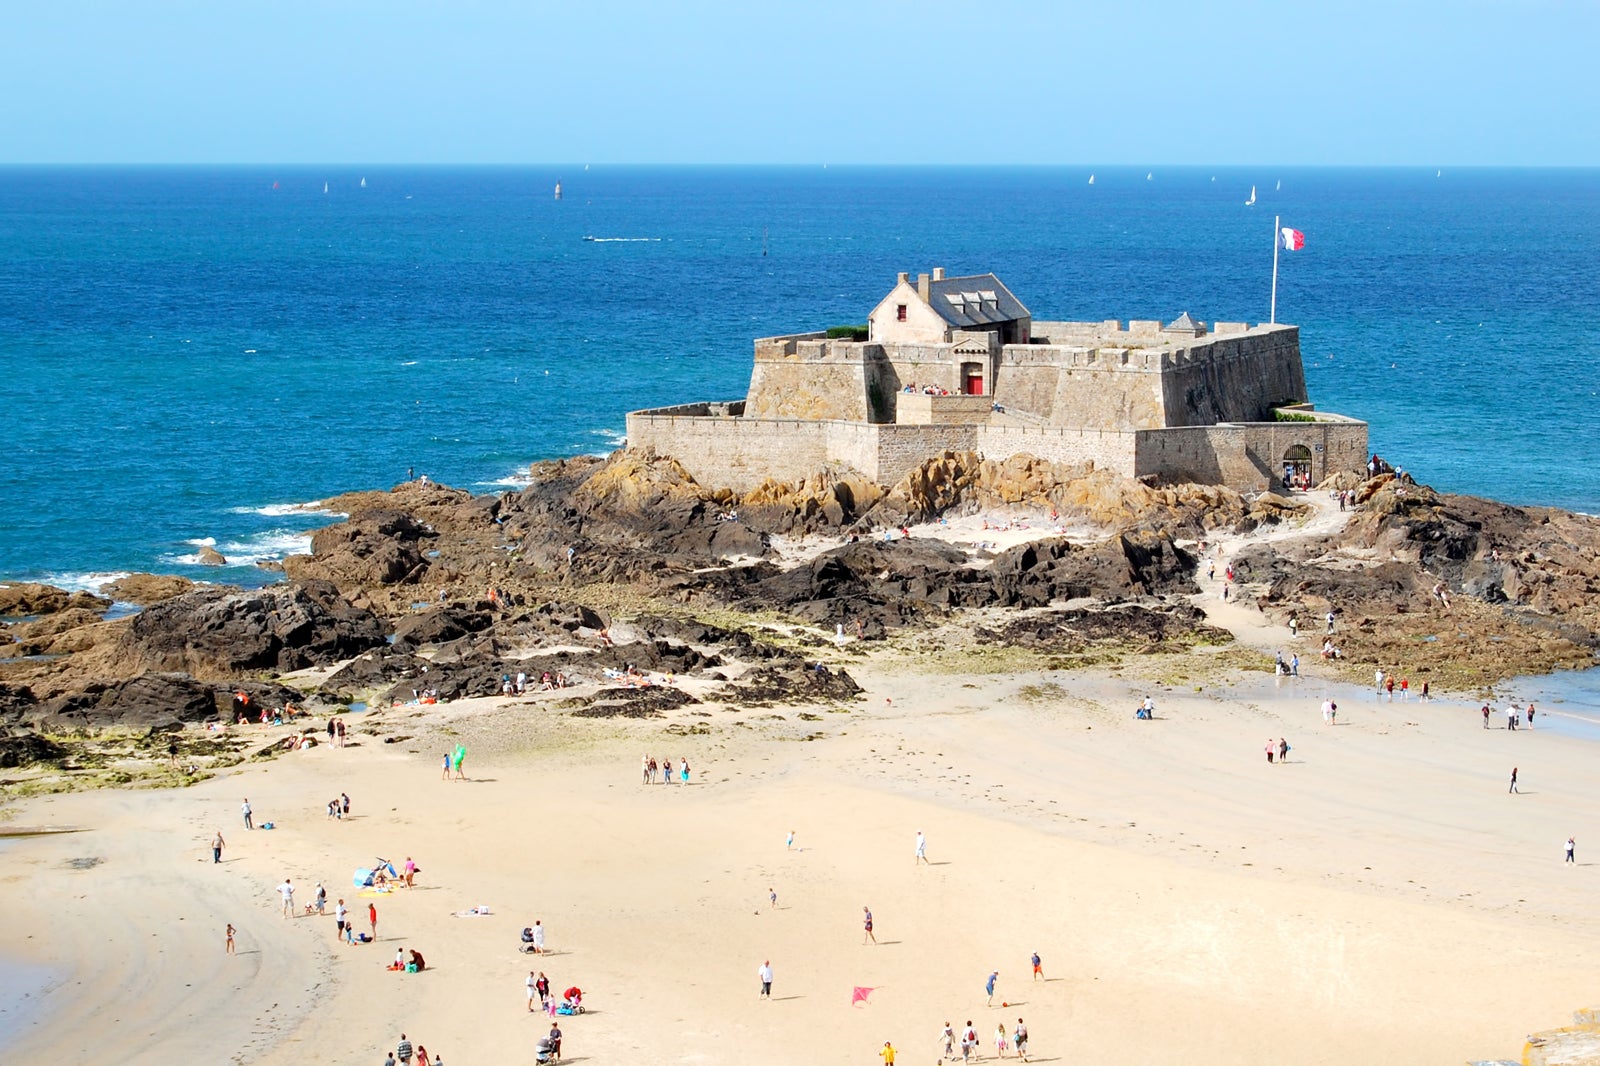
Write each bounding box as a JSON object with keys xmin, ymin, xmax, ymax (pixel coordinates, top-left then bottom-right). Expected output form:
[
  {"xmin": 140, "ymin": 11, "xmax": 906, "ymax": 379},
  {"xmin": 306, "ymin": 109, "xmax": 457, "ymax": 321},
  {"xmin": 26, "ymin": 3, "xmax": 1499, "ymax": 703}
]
[{"xmin": 3, "ymin": 496, "xmax": 1596, "ymax": 1064}]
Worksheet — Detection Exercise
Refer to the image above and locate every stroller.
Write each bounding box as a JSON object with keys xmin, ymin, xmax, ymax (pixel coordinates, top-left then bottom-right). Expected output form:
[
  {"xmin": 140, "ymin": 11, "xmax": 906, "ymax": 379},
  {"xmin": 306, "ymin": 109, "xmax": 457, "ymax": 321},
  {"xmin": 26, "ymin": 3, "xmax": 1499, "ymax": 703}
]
[
  {"xmin": 534, "ymin": 1035, "xmax": 556, "ymax": 1064},
  {"xmin": 558, "ymin": 987, "xmax": 585, "ymax": 1014},
  {"xmin": 519, "ymin": 927, "xmax": 538, "ymax": 954}
]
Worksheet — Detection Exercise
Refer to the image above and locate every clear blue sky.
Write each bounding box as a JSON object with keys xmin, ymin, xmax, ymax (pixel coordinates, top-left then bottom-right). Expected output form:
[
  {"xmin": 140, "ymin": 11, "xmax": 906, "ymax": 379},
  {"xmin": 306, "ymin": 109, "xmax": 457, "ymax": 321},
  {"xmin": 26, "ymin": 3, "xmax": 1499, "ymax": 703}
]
[{"xmin": 3, "ymin": 0, "xmax": 1595, "ymax": 165}]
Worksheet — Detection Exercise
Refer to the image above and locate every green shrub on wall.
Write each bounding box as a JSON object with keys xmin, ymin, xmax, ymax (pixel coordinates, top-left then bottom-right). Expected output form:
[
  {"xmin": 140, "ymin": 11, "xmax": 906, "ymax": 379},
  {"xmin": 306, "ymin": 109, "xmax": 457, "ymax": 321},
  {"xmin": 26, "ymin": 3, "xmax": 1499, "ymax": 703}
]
[
  {"xmin": 826, "ymin": 325, "xmax": 869, "ymax": 341},
  {"xmin": 1273, "ymin": 409, "xmax": 1316, "ymax": 423}
]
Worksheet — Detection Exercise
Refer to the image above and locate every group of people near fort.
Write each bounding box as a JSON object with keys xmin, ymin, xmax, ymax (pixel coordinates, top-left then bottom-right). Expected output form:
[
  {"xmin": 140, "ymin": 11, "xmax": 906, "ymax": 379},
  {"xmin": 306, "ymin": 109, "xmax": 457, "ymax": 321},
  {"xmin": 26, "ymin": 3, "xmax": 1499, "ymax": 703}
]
[
  {"xmin": 641, "ymin": 754, "xmax": 691, "ymax": 784},
  {"xmin": 901, "ymin": 382, "xmax": 952, "ymax": 396}
]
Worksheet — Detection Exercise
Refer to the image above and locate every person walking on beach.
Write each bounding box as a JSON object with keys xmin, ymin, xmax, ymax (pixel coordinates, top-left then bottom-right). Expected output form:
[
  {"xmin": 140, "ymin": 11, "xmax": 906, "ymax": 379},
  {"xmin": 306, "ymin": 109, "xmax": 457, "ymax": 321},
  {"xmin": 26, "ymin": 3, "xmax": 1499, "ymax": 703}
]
[
  {"xmin": 680, "ymin": 757, "xmax": 690, "ymax": 784},
  {"xmin": 938, "ymin": 1022, "xmax": 956, "ymax": 1059},
  {"xmin": 1031, "ymin": 951, "xmax": 1043, "ymax": 980},
  {"xmin": 527, "ymin": 970, "xmax": 539, "ymax": 1012},
  {"xmin": 1278, "ymin": 738, "xmax": 1290, "ymax": 763},
  {"xmin": 862, "ymin": 905, "xmax": 876, "ymax": 944},
  {"xmin": 335, "ymin": 899, "xmax": 348, "ymax": 940},
  {"xmin": 242, "ymin": 798, "xmax": 253, "ymax": 830},
  {"xmin": 279, "ymin": 878, "xmax": 294, "ymax": 918},
  {"xmin": 212, "ymin": 830, "xmax": 225, "ymax": 864},
  {"xmin": 1014, "ymin": 1018, "xmax": 1030, "ymax": 1062},
  {"xmin": 786, "ymin": 829, "xmax": 795, "ymax": 850},
  {"xmin": 642, "ymin": 754, "xmax": 651, "ymax": 784},
  {"xmin": 226, "ymin": 923, "xmax": 235, "ymax": 954},
  {"xmin": 1527, "ymin": 704, "xmax": 1537, "ymax": 728},
  {"xmin": 1385, "ymin": 675, "xmax": 1395, "ymax": 701},
  {"xmin": 1483, "ymin": 704, "xmax": 1491, "ymax": 728},
  {"xmin": 915, "ymin": 830, "xmax": 929, "ymax": 865},
  {"xmin": 369, "ymin": 901, "xmax": 378, "ymax": 939},
  {"xmin": 757, "ymin": 959, "xmax": 773, "ymax": 998},
  {"xmin": 531, "ymin": 919, "xmax": 545, "ymax": 954},
  {"xmin": 1326, "ymin": 611, "xmax": 1336, "ymax": 635},
  {"xmin": 315, "ymin": 881, "xmax": 327, "ymax": 914},
  {"xmin": 1566, "ymin": 836, "xmax": 1576, "ymax": 864},
  {"xmin": 1265, "ymin": 739, "xmax": 1275, "ymax": 765},
  {"xmin": 1506, "ymin": 704, "xmax": 1518, "ymax": 730},
  {"xmin": 335, "ymin": 717, "xmax": 346, "ymax": 747},
  {"xmin": 547, "ymin": 1023, "xmax": 562, "ymax": 1061},
  {"xmin": 995, "ymin": 1023, "xmax": 1009, "ymax": 1058},
  {"xmin": 985, "ymin": 970, "xmax": 1000, "ymax": 1006},
  {"xmin": 1509, "ymin": 767, "xmax": 1519, "ymax": 794},
  {"xmin": 396, "ymin": 1033, "xmax": 414, "ymax": 1064},
  {"xmin": 961, "ymin": 1022, "xmax": 978, "ymax": 1062},
  {"xmin": 769, "ymin": 886, "xmax": 777, "ymax": 910}
]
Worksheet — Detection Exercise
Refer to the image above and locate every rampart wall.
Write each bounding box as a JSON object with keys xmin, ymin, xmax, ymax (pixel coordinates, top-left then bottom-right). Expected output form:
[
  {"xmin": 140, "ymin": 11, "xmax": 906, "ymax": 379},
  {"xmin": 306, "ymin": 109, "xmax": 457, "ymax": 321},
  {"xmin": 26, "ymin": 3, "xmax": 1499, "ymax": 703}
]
[{"xmin": 1134, "ymin": 419, "xmax": 1368, "ymax": 492}]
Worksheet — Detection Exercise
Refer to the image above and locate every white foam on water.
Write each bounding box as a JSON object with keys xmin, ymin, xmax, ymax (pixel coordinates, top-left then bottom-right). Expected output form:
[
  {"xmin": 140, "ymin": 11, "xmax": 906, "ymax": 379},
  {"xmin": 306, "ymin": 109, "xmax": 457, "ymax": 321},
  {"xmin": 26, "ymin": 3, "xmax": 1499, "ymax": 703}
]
[
  {"xmin": 476, "ymin": 471, "xmax": 535, "ymax": 489},
  {"xmin": 591, "ymin": 427, "xmax": 627, "ymax": 446},
  {"xmin": 185, "ymin": 537, "xmax": 217, "ymax": 547},
  {"xmin": 583, "ymin": 236, "xmax": 661, "ymax": 242},
  {"xmin": 217, "ymin": 529, "xmax": 314, "ymax": 565},
  {"xmin": 227, "ymin": 500, "xmax": 340, "ymax": 518},
  {"xmin": 33, "ymin": 571, "xmax": 130, "ymax": 594}
]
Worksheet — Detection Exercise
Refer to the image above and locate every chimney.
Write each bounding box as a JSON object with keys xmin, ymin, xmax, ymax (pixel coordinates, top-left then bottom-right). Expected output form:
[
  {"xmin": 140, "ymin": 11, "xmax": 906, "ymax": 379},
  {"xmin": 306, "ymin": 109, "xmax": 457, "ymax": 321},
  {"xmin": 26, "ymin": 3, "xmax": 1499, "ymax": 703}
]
[
  {"xmin": 917, "ymin": 273, "xmax": 930, "ymax": 301},
  {"xmin": 932, "ymin": 267, "xmax": 945, "ymax": 281},
  {"xmin": 896, "ymin": 271, "xmax": 908, "ymax": 286}
]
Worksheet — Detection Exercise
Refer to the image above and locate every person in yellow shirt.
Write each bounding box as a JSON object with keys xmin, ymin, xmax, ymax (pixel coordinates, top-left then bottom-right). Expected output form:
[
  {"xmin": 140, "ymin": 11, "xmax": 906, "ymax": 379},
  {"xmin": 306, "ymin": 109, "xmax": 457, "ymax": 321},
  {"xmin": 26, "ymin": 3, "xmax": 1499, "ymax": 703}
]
[{"xmin": 878, "ymin": 1040, "xmax": 896, "ymax": 1064}]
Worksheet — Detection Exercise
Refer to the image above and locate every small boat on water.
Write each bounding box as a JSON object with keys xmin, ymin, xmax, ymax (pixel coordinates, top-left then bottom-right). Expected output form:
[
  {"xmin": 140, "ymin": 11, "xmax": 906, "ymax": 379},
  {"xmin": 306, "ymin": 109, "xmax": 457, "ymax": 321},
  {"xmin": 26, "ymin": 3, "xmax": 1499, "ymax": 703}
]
[
  {"xmin": 1087, "ymin": 174, "xmax": 1095, "ymax": 185},
  {"xmin": 360, "ymin": 177, "xmax": 367, "ymax": 188},
  {"xmin": 323, "ymin": 181, "xmax": 329, "ymax": 194},
  {"xmin": 1245, "ymin": 185, "xmax": 1257, "ymax": 206},
  {"xmin": 1275, "ymin": 179, "xmax": 1281, "ymax": 191},
  {"xmin": 1146, "ymin": 172, "xmax": 1153, "ymax": 181}
]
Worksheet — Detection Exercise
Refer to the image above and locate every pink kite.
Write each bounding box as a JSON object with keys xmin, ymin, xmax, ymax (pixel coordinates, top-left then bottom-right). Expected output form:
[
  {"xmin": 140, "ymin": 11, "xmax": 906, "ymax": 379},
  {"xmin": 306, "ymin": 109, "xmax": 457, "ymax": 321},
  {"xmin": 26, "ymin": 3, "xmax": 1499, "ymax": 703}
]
[{"xmin": 851, "ymin": 986, "xmax": 875, "ymax": 1007}]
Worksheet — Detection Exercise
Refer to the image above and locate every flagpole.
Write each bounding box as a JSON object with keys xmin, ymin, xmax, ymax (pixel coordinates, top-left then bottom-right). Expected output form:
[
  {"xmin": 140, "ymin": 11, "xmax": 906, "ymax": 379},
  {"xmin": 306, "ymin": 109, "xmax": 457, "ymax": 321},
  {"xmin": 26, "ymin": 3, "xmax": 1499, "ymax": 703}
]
[{"xmin": 1270, "ymin": 214, "xmax": 1280, "ymax": 324}]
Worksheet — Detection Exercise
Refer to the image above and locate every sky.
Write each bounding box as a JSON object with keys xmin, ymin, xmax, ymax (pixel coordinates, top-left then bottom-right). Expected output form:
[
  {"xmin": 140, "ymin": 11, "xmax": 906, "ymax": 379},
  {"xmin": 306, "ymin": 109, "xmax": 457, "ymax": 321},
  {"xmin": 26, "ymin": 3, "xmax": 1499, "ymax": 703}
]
[{"xmin": 2, "ymin": 0, "xmax": 1596, "ymax": 166}]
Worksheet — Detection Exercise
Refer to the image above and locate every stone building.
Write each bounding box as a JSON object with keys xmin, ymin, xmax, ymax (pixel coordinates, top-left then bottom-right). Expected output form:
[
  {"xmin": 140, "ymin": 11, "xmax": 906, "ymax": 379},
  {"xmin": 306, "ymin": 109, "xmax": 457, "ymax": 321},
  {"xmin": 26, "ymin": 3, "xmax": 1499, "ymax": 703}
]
[{"xmin": 627, "ymin": 268, "xmax": 1367, "ymax": 493}]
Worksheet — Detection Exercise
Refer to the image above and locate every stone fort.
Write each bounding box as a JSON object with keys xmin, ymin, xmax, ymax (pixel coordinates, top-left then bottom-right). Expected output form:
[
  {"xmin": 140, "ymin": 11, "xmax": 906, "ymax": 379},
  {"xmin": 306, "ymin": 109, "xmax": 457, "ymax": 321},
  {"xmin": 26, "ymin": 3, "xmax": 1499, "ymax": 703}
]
[{"xmin": 626, "ymin": 268, "xmax": 1367, "ymax": 493}]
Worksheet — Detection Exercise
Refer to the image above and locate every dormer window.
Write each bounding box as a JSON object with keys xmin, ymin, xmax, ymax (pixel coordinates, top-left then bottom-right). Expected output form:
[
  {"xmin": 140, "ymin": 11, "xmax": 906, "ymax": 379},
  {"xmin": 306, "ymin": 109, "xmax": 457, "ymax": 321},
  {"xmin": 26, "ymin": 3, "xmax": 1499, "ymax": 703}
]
[{"xmin": 896, "ymin": 304, "xmax": 907, "ymax": 322}]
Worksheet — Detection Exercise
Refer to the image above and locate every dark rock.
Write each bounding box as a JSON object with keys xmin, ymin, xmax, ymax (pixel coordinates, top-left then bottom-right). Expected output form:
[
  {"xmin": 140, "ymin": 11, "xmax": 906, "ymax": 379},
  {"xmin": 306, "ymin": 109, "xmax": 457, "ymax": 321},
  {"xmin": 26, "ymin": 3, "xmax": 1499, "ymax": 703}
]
[
  {"xmin": 0, "ymin": 733, "xmax": 68, "ymax": 768},
  {"xmin": 391, "ymin": 605, "xmax": 496, "ymax": 650},
  {"xmin": 197, "ymin": 546, "xmax": 228, "ymax": 566},
  {"xmin": 113, "ymin": 582, "xmax": 388, "ymax": 678},
  {"xmin": 31, "ymin": 673, "xmax": 219, "ymax": 731}
]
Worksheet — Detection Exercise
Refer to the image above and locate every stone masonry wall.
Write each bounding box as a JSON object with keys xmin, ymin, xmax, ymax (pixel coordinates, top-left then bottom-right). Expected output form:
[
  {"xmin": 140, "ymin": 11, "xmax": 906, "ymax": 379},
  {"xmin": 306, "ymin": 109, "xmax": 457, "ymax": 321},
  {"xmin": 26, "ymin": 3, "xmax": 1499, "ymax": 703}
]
[
  {"xmin": 977, "ymin": 425, "xmax": 1138, "ymax": 475},
  {"xmin": 1160, "ymin": 329, "xmax": 1307, "ymax": 426},
  {"xmin": 1134, "ymin": 421, "xmax": 1368, "ymax": 492}
]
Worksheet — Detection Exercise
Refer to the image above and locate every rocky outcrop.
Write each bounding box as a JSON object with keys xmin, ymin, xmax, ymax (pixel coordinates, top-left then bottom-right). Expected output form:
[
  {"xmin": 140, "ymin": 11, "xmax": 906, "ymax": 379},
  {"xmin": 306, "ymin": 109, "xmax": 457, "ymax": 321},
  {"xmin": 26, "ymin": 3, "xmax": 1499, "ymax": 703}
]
[
  {"xmin": 197, "ymin": 546, "xmax": 227, "ymax": 566},
  {"xmin": 0, "ymin": 583, "xmax": 109, "ymax": 617},
  {"xmin": 285, "ymin": 508, "xmax": 434, "ymax": 588},
  {"xmin": 27, "ymin": 673, "xmax": 218, "ymax": 731},
  {"xmin": 101, "ymin": 574, "xmax": 197, "ymax": 605},
  {"xmin": 110, "ymin": 581, "xmax": 387, "ymax": 678}
]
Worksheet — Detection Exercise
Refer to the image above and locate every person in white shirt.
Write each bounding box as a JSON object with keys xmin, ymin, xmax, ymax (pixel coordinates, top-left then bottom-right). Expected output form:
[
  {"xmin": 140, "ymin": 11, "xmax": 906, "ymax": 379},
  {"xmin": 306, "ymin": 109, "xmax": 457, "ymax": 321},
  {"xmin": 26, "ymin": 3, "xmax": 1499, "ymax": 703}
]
[
  {"xmin": 757, "ymin": 960, "xmax": 773, "ymax": 998},
  {"xmin": 335, "ymin": 899, "xmax": 348, "ymax": 939},
  {"xmin": 279, "ymin": 878, "xmax": 294, "ymax": 918},
  {"xmin": 914, "ymin": 831, "xmax": 929, "ymax": 865}
]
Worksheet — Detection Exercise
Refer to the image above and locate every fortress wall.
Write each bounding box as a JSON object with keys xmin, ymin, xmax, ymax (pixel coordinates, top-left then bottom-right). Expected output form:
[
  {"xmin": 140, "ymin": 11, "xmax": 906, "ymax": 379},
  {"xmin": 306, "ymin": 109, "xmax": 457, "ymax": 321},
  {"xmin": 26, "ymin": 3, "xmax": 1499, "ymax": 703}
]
[
  {"xmin": 1049, "ymin": 359, "xmax": 1168, "ymax": 430},
  {"xmin": 871, "ymin": 425, "xmax": 981, "ymax": 484},
  {"xmin": 879, "ymin": 343, "xmax": 963, "ymax": 395},
  {"xmin": 1135, "ymin": 421, "xmax": 1368, "ymax": 492},
  {"xmin": 897, "ymin": 394, "xmax": 993, "ymax": 425},
  {"xmin": 991, "ymin": 348, "xmax": 1064, "ymax": 418},
  {"xmin": 1159, "ymin": 329, "xmax": 1307, "ymax": 426},
  {"xmin": 745, "ymin": 341, "xmax": 873, "ymax": 421},
  {"xmin": 977, "ymin": 425, "xmax": 1138, "ymax": 475},
  {"xmin": 625, "ymin": 412, "xmax": 835, "ymax": 492}
]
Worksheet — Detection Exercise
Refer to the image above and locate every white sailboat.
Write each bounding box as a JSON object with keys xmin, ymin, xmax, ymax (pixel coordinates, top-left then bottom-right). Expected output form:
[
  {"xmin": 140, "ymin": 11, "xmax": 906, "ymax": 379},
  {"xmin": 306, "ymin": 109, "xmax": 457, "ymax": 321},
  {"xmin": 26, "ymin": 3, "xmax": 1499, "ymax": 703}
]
[
  {"xmin": 1245, "ymin": 185, "xmax": 1257, "ymax": 206},
  {"xmin": 1275, "ymin": 180, "xmax": 1281, "ymax": 191},
  {"xmin": 1146, "ymin": 172, "xmax": 1153, "ymax": 181},
  {"xmin": 323, "ymin": 181, "xmax": 329, "ymax": 194},
  {"xmin": 360, "ymin": 177, "xmax": 367, "ymax": 188},
  {"xmin": 1087, "ymin": 173, "xmax": 1095, "ymax": 185}
]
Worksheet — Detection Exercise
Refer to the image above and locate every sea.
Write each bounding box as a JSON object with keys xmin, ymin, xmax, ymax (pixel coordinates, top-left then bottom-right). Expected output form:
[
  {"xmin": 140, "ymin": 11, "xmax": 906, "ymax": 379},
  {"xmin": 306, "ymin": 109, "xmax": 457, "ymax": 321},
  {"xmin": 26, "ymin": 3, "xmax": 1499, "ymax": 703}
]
[{"xmin": 2, "ymin": 165, "xmax": 1598, "ymax": 591}]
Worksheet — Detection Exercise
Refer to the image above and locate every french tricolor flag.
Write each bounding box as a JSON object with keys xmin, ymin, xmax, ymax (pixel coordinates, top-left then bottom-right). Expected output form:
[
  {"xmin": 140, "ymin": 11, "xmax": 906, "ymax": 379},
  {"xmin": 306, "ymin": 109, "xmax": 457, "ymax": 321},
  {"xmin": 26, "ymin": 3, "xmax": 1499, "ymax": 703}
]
[{"xmin": 1279, "ymin": 227, "xmax": 1305, "ymax": 251}]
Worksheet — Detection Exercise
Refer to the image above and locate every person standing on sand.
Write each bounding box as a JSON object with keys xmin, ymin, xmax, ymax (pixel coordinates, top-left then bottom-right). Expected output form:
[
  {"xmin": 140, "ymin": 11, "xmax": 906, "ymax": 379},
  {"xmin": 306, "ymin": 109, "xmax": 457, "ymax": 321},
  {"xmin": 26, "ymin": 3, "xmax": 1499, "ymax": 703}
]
[
  {"xmin": 527, "ymin": 970, "xmax": 538, "ymax": 1012},
  {"xmin": 642, "ymin": 754, "xmax": 651, "ymax": 784},
  {"xmin": 242, "ymin": 798, "xmax": 253, "ymax": 830},
  {"xmin": 279, "ymin": 878, "xmax": 294, "ymax": 918},
  {"xmin": 757, "ymin": 959, "xmax": 773, "ymax": 998},
  {"xmin": 1483, "ymin": 704, "xmax": 1491, "ymax": 729},
  {"xmin": 1509, "ymin": 767, "xmax": 1519, "ymax": 794},
  {"xmin": 915, "ymin": 830, "xmax": 929, "ymax": 865},
  {"xmin": 786, "ymin": 829, "xmax": 795, "ymax": 850},
  {"xmin": 531, "ymin": 919, "xmax": 545, "ymax": 954},
  {"xmin": 1031, "ymin": 951, "xmax": 1042, "ymax": 980},
  {"xmin": 442, "ymin": 753, "xmax": 452, "ymax": 780},
  {"xmin": 226, "ymin": 923, "xmax": 235, "ymax": 954},
  {"xmin": 342, "ymin": 793, "xmax": 350, "ymax": 817},
  {"xmin": 1326, "ymin": 611, "xmax": 1335, "ymax": 635},
  {"xmin": 878, "ymin": 1040, "xmax": 895, "ymax": 1064},
  {"xmin": 862, "ymin": 906, "xmax": 876, "ymax": 944},
  {"xmin": 961, "ymin": 1022, "xmax": 978, "ymax": 1062},
  {"xmin": 396, "ymin": 1034, "xmax": 413, "ymax": 1064},
  {"xmin": 995, "ymin": 1022, "xmax": 1009, "ymax": 1057},
  {"xmin": 335, "ymin": 717, "xmax": 346, "ymax": 747},
  {"xmin": 369, "ymin": 901, "xmax": 378, "ymax": 938},
  {"xmin": 335, "ymin": 899, "xmax": 347, "ymax": 939},
  {"xmin": 1528, "ymin": 704, "xmax": 1536, "ymax": 728},
  {"xmin": 536, "ymin": 971, "xmax": 550, "ymax": 1009},
  {"xmin": 1014, "ymin": 1018, "xmax": 1029, "ymax": 1061},
  {"xmin": 938, "ymin": 1022, "xmax": 956, "ymax": 1059},
  {"xmin": 1566, "ymin": 836, "xmax": 1576, "ymax": 863},
  {"xmin": 680, "ymin": 757, "xmax": 690, "ymax": 784},
  {"xmin": 212, "ymin": 830, "xmax": 225, "ymax": 864},
  {"xmin": 1265, "ymin": 740, "xmax": 1275, "ymax": 765},
  {"xmin": 985, "ymin": 970, "xmax": 999, "ymax": 1006},
  {"xmin": 1278, "ymin": 738, "xmax": 1289, "ymax": 763}
]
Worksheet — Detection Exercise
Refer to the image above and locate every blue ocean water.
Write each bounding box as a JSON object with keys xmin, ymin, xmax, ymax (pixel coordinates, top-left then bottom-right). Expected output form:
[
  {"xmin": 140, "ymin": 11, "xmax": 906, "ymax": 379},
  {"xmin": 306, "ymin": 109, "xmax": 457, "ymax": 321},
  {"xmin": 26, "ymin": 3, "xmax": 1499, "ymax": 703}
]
[{"xmin": 2, "ymin": 165, "xmax": 1598, "ymax": 588}]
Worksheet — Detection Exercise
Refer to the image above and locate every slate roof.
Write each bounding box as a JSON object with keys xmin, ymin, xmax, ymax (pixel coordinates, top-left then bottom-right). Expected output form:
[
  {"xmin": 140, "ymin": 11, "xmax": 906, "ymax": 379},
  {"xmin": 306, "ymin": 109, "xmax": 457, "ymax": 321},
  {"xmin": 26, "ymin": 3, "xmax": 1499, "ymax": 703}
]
[
  {"xmin": 925, "ymin": 274, "xmax": 1030, "ymax": 329},
  {"xmin": 1163, "ymin": 311, "xmax": 1206, "ymax": 334}
]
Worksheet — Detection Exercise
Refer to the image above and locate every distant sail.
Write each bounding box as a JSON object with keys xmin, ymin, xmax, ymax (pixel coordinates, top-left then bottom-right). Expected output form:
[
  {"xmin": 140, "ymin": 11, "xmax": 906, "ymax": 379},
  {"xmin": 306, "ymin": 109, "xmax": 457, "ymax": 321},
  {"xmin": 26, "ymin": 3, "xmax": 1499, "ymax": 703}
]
[
  {"xmin": 1087, "ymin": 174, "xmax": 1095, "ymax": 185},
  {"xmin": 554, "ymin": 182, "xmax": 563, "ymax": 200},
  {"xmin": 1275, "ymin": 180, "xmax": 1281, "ymax": 191},
  {"xmin": 323, "ymin": 181, "xmax": 329, "ymax": 194},
  {"xmin": 360, "ymin": 177, "xmax": 367, "ymax": 188},
  {"xmin": 1146, "ymin": 172, "xmax": 1153, "ymax": 181},
  {"xmin": 1245, "ymin": 185, "xmax": 1257, "ymax": 206}
]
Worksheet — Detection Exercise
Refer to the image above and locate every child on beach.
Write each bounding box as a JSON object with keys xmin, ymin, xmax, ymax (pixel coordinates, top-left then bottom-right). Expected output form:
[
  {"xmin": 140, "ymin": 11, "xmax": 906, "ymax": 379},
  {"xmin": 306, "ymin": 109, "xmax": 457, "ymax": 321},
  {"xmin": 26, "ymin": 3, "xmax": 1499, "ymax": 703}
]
[{"xmin": 226, "ymin": 923, "xmax": 235, "ymax": 954}]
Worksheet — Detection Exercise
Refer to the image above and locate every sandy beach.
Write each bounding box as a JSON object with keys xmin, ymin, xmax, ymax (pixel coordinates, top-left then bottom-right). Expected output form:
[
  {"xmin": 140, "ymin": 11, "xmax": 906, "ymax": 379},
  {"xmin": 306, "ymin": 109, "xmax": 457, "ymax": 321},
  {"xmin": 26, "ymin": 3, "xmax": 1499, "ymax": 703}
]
[{"xmin": 5, "ymin": 545, "xmax": 1599, "ymax": 1066}]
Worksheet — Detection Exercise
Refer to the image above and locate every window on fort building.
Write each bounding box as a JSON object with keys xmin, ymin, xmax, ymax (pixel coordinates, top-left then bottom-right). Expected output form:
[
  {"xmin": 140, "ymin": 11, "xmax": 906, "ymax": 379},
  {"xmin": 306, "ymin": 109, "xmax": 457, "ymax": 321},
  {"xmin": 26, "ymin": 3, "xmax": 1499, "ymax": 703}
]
[{"xmin": 896, "ymin": 304, "xmax": 907, "ymax": 322}]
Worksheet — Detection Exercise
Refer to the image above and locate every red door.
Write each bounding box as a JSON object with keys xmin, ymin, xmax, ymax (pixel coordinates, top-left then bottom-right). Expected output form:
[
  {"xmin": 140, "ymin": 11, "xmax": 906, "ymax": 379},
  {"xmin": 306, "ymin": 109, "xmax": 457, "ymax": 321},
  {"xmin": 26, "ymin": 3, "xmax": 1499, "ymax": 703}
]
[{"xmin": 965, "ymin": 374, "xmax": 983, "ymax": 395}]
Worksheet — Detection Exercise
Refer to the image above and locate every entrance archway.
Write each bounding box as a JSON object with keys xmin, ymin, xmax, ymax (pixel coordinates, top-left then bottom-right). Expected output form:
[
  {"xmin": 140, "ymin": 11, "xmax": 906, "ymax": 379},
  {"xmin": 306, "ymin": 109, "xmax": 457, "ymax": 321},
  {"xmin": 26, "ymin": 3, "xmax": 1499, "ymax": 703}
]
[{"xmin": 1282, "ymin": 444, "xmax": 1313, "ymax": 490}]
